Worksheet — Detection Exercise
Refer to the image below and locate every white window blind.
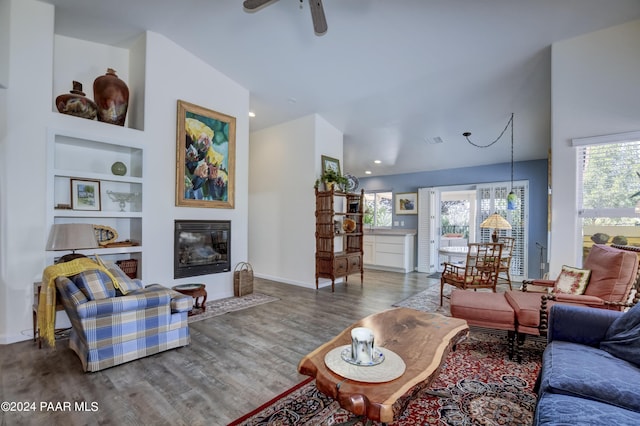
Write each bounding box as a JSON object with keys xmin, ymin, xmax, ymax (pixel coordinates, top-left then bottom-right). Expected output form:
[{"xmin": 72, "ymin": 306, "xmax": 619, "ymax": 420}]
[
  {"xmin": 477, "ymin": 181, "xmax": 528, "ymax": 278},
  {"xmin": 577, "ymin": 140, "xmax": 640, "ymax": 219}
]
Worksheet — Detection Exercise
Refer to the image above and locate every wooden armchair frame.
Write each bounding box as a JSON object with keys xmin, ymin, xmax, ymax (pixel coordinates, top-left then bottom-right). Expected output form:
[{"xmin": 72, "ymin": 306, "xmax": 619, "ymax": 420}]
[{"xmin": 496, "ymin": 236, "xmax": 515, "ymax": 290}]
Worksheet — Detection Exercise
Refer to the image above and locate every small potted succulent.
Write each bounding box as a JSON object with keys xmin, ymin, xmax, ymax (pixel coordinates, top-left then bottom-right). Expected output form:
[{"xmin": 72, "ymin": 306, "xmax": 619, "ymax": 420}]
[{"xmin": 320, "ymin": 169, "xmax": 349, "ymax": 191}]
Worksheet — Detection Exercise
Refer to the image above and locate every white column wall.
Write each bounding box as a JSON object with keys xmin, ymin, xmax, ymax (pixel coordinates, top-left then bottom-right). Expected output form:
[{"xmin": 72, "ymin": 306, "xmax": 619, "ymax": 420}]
[
  {"xmin": 0, "ymin": 0, "xmax": 55, "ymax": 343},
  {"xmin": 550, "ymin": 19, "xmax": 640, "ymax": 274},
  {"xmin": 249, "ymin": 114, "xmax": 343, "ymax": 288},
  {"xmin": 143, "ymin": 32, "xmax": 249, "ymax": 302}
]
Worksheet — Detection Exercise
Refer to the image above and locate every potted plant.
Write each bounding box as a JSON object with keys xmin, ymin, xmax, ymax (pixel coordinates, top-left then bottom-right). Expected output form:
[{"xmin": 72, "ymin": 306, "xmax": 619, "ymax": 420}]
[{"xmin": 321, "ymin": 169, "xmax": 348, "ymax": 191}]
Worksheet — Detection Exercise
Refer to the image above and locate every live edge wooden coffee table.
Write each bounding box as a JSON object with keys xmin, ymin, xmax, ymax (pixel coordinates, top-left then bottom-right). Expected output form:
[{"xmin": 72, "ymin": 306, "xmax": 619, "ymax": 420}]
[{"xmin": 298, "ymin": 307, "xmax": 469, "ymax": 424}]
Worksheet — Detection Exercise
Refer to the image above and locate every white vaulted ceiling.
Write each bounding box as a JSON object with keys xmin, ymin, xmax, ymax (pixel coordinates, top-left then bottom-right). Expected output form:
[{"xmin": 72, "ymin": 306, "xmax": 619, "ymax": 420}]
[{"xmin": 40, "ymin": 0, "xmax": 640, "ymax": 176}]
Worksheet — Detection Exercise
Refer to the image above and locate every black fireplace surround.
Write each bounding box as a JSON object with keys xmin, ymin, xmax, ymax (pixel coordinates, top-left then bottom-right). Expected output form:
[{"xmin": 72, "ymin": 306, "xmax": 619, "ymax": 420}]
[{"xmin": 174, "ymin": 220, "xmax": 230, "ymax": 278}]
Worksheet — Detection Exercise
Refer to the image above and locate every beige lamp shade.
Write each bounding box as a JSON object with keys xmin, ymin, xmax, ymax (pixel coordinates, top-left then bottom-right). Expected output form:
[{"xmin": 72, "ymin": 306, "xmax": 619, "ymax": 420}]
[
  {"xmin": 480, "ymin": 213, "xmax": 511, "ymax": 243},
  {"xmin": 46, "ymin": 223, "xmax": 99, "ymax": 251},
  {"xmin": 480, "ymin": 213, "xmax": 512, "ymax": 230}
]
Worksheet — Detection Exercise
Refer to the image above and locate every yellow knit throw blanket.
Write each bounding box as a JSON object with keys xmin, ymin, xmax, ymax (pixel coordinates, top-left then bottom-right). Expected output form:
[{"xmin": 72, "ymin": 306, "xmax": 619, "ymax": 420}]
[{"xmin": 39, "ymin": 257, "xmax": 119, "ymax": 348}]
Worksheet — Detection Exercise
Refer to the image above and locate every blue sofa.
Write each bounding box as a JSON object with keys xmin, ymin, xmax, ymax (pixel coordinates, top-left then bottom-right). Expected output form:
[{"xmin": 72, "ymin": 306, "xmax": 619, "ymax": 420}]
[
  {"xmin": 534, "ymin": 304, "xmax": 640, "ymax": 424},
  {"xmin": 55, "ymin": 261, "xmax": 191, "ymax": 372}
]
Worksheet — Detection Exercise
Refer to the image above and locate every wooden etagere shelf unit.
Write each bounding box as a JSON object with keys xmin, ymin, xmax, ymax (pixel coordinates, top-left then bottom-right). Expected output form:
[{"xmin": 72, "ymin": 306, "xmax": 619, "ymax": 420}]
[{"xmin": 315, "ymin": 187, "xmax": 365, "ymax": 291}]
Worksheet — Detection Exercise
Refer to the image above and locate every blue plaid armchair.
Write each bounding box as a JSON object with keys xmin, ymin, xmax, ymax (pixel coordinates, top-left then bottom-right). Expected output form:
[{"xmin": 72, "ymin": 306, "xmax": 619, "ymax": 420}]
[{"xmin": 55, "ymin": 262, "xmax": 191, "ymax": 372}]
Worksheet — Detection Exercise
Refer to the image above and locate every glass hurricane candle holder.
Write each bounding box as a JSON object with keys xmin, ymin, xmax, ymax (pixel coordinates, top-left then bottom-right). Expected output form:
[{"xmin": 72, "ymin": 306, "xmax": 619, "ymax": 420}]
[{"xmin": 107, "ymin": 191, "xmax": 140, "ymax": 212}]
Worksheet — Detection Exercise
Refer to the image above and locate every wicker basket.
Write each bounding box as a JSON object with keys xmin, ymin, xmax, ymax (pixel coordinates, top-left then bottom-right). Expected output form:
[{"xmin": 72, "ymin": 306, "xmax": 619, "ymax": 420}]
[
  {"xmin": 234, "ymin": 262, "xmax": 253, "ymax": 297},
  {"xmin": 116, "ymin": 259, "xmax": 138, "ymax": 279}
]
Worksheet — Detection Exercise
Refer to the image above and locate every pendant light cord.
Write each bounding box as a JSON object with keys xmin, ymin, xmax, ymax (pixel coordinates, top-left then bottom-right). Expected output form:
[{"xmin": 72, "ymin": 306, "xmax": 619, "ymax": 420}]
[
  {"xmin": 510, "ymin": 113, "xmax": 514, "ymax": 191},
  {"xmin": 463, "ymin": 113, "xmax": 514, "ymax": 149},
  {"xmin": 462, "ymin": 113, "xmax": 515, "ymax": 191}
]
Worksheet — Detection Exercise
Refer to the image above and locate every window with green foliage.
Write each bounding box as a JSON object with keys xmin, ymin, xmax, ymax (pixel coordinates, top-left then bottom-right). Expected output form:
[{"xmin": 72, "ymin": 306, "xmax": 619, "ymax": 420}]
[
  {"xmin": 441, "ymin": 200, "xmax": 470, "ymax": 238},
  {"xmin": 364, "ymin": 191, "xmax": 392, "ymax": 227},
  {"xmin": 578, "ymin": 139, "xmax": 640, "ymax": 258}
]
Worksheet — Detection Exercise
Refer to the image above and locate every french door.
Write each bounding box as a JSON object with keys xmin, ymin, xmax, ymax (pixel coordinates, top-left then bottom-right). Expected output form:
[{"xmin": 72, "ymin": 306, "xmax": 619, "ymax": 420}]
[{"xmin": 417, "ymin": 181, "xmax": 528, "ymax": 279}]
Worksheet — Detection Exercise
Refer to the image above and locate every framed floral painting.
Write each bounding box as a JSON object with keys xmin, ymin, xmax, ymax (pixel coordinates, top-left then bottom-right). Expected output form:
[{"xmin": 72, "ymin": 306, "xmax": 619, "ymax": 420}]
[{"xmin": 176, "ymin": 100, "xmax": 236, "ymax": 208}]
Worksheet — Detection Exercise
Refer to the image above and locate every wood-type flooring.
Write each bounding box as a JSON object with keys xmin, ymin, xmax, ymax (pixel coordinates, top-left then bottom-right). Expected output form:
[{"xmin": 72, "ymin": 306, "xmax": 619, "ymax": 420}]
[{"xmin": 0, "ymin": 269, "xmax": 433, "ymax": 425}]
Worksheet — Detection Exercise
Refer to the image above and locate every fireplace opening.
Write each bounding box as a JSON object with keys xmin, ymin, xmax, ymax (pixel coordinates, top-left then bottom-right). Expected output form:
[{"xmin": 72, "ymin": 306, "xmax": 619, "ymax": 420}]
[{"xmin": 174, "ymin": 220, "xmax": 230, "ymax": 278}]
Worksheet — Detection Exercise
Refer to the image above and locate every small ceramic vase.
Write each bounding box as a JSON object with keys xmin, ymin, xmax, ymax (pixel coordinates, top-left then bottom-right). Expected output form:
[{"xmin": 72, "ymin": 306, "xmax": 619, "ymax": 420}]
[
  {"xmin": 111, "ymin": 161, "xmax": 127, "ymax": 176},
  {"xmin": 55, "ymin": 81, "xmax": 97, "ymax": 120},
  {"xmin": 93, "ymin": 68, "xmax": 129, "ymax": 126}
]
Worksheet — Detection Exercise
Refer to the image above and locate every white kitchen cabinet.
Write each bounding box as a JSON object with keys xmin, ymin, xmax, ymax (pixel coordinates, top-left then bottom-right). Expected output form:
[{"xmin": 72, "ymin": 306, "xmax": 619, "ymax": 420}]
[{"xmin": 363, "ymin": 232, "xmax": 415, "ymax": 273}]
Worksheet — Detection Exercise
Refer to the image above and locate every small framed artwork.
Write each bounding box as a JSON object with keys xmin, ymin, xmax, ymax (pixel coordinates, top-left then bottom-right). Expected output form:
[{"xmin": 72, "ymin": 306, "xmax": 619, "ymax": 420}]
[
  {"xmin": 321, "ymin": 155, "xmax": 341, "ymax": 175},
  {"xmin": 71, "ymin": 179, "xmax": 101, "ymax": 211},
  {"xmin": 395, "ymin": 192, "xmax": 417, "ymax": 215},
  {"xmin": 176, "ymin": 100, "xmax": 236, "ymax": 209}
]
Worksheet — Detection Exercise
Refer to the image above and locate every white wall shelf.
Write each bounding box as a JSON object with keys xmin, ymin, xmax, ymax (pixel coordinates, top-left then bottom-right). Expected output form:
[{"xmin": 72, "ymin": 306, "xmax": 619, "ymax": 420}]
[{"xmin": 46, "ymin": 125, "xmax": 145, "ymax": 277}]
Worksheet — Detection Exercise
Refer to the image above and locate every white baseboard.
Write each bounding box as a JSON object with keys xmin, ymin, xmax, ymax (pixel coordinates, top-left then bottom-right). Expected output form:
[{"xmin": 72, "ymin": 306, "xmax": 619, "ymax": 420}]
[{"xmin": 253, "ymin": 273, "xmax": 341, "ymax": 290}]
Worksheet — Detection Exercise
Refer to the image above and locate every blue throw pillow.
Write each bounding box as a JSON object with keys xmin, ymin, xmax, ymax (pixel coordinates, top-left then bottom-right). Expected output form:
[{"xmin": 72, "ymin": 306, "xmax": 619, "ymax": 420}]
[{"xmin": 600, "ymin": 302, "xmax": 640, "ymax": 366}]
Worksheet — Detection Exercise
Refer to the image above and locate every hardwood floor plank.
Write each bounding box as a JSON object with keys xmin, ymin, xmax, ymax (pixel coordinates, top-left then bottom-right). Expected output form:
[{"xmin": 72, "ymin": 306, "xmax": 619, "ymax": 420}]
[{"xmin": 0, "ymin": 270, "xmax": 439, "ymax": 425}]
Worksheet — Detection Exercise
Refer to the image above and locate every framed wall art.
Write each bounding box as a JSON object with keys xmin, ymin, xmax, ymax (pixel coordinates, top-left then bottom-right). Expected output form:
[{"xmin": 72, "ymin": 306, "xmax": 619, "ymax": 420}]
[
  {"xmin": 395, "ymin": 192, "xmax": 417, "ymax": 215},
  {"xmin": 321, "ymin": 155, "xmax": 341, "ymax": 175},
  {"xmin": 71, "ymin": 179, "xmax": 101, "ymax": 211},
  {"xmin": 176, "ymin": 100, "xmax": 236, "ymax": 208}
]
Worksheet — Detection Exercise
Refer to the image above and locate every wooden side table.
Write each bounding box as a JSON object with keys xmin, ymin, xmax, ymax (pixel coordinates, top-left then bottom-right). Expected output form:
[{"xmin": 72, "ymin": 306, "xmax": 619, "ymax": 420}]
[{"xmin": 172, "ymin": 284, "xmax": 207, "ymax": 316}]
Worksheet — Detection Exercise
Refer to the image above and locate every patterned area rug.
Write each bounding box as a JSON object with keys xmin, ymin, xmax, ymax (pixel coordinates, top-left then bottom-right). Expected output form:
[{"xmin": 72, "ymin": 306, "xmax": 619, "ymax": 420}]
[
  {"xmin": 229, "ymin": 331, "xmax": 543, "ymax": 425},
  {"xmin": 187, "ymin": 293, "xmax": 279, "ymax": 323}
]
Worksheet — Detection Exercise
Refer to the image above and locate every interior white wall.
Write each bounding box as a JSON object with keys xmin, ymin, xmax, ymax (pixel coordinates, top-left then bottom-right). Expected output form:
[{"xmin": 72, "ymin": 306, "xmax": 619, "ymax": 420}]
[
  {"xmin": 0, "ymin": 0, "xmax": 55, "ymax": 343},
  {"xmin": 0, "ymin": 0, "xmax": 9, "ymax": 88},
  {"xmin": 0, "ymin": 0, "xmax": 250, "ymax": 343},
  {"xmin": 550, "ymin": 19, "xmax": 640, "ymax": 274},
  {"xmin": 249, "ymin": 114, "xmax": 342, "ymax": 288},
  {"xmin": 142, "ymin": 32, "xmax": 249, "ymax": 301}
]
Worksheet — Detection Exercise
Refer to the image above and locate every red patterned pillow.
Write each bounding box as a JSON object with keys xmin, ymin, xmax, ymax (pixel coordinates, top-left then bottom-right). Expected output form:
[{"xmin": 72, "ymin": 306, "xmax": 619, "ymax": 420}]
[{"xmin": 554, "ymin": 265, "xmax": 591, "ymax": 295}]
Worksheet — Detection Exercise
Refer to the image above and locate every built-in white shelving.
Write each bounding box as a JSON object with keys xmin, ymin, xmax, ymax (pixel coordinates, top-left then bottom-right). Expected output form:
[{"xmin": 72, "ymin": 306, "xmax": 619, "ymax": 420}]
[{"xmin": 46, "ymin": 33, "xmax": 147, "ymax": 276}]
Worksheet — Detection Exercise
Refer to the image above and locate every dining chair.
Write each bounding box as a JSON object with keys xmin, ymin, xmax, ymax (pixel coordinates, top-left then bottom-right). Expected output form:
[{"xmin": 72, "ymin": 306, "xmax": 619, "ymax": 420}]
[
  {"xmin": 440, "ymin": 242, "xmax": 503, "ymax": 306},
  {"xmin": 497, "ymin": 236, "xmax": 515, "ymax": 290}
]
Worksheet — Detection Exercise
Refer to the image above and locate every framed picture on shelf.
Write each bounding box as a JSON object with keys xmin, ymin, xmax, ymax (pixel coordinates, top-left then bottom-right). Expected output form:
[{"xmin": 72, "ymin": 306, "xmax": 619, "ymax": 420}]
[
  {"xmin": 71, "ymin": 179, "xmax": 101, "ymax": 211},
  {"xmin": 176, "ymin": 99, "xmax": 236, "ymax": 209},
  {"xmin": 321, "ymin": 155, "xmax": 341, "ymax": 175},
  {"xmin": 395, "ymin": 192, "xmax": 417, "ymax": 215}
]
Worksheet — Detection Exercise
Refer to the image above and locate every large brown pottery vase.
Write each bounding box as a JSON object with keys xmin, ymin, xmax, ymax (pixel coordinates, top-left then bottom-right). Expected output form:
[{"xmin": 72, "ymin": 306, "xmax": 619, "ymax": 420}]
[
  {"xmin": 93, "ymin": 68, "xmax": 129, "ymax": 126},
  {"xmin": 55, "ymin": 81, "xmax": 97, "ymax": 120}
]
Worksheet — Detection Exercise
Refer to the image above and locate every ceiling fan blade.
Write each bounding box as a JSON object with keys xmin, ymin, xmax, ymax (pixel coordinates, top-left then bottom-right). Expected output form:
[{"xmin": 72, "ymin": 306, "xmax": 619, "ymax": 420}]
[
  {"xmin": 243, "ymin": 0, "xmax": 276, "ymax": 11},
  {"xmin": 308, "ymin": 0, "xmax": 327, "ymax": 35}
]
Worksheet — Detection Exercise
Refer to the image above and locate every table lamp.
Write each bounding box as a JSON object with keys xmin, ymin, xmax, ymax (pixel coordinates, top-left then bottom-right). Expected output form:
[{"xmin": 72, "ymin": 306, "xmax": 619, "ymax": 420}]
[
  {"xmin": 46, "ymin": 223, "xmax": 99, "ymax": 263},
  {"xmin": 480, "ymin": 213, "xmax": 511, "ymax": 243}
]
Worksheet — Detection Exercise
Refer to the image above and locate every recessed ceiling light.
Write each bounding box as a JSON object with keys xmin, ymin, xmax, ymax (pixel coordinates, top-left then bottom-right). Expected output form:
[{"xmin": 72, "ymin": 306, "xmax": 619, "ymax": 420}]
[
  {"xmin": 365, "ymin": 170, "xmax": 372, "ymax": 175},
  {"xmin": 374, "ymin": 160, "xmax": 381, "ymax": 164},
  {"xmin": 248, "ymin": 111, "xmax": 256, "ymax": 117}
]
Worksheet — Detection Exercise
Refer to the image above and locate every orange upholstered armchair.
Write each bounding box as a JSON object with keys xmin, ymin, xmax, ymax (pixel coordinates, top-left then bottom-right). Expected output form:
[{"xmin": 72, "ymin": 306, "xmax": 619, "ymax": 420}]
[{"xmin": 507, "ymin": 244, "xmax": 640, "ymax": 337}]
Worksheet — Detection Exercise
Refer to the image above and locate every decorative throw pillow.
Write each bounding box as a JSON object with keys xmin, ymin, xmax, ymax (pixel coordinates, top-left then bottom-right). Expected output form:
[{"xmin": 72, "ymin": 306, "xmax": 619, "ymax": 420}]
[
  {"xmin": 95, "ymin": 255, "xmax": 143, "ymax": 295},
  {"xmin": 72, "ymin": 270, "xmax": 115, "ymax": 300},
  {"xmin": 554, "ymin": 265, "xmax": 591, "ymax": 295},
  {"xmin": 601, "ymin": 302, "xmax": 640, "ymax": 367}
]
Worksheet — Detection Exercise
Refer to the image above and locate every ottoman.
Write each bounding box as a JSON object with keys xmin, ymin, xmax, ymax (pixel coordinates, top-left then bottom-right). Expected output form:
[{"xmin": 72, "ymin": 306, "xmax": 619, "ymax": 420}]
[{"xmin": 450, "ymin": 290, "xmax": 516, "ymax": 359}]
